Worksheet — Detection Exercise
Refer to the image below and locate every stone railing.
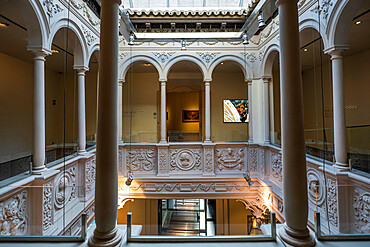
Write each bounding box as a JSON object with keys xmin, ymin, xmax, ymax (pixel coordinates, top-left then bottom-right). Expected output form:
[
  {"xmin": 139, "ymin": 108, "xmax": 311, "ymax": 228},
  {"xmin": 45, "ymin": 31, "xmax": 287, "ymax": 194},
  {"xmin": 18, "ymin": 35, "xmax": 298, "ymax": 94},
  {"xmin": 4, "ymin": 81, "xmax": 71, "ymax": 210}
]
[{"xmin": 0, "ymin": 149, "xmax": 96, "ymax": 236}]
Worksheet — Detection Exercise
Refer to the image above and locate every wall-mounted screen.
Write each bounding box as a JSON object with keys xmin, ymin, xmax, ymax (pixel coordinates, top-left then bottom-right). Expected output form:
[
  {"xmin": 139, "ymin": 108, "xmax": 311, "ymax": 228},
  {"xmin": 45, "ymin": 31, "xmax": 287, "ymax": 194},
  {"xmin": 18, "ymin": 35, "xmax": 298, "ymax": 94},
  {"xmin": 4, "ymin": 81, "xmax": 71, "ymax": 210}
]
[{"xmin": 223, "ymin": 99, "xmax": 249, "ymax": 123}]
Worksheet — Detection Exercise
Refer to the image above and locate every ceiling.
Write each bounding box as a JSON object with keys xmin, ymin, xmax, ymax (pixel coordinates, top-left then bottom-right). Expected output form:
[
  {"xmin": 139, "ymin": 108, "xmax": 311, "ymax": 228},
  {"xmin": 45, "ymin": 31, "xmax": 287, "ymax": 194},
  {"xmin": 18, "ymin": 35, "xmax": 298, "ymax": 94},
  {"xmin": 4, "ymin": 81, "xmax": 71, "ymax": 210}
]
[{"xmin": 121, "ymin": 0, "xmax": 254, "ymax": 8}]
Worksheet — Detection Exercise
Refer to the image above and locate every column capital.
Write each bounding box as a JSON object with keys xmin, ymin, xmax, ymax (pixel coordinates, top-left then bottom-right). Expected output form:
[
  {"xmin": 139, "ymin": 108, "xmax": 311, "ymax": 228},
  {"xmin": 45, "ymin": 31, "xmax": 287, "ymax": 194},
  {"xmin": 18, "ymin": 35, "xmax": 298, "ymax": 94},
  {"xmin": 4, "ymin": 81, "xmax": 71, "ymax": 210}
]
[
  {"xmin": 29, "ymin": 49, "xmax": 52, "ymax": 61},
  {"xmin": 324, "ymin": 45, "xmax": 349, "ymax": 58},
  {"xmin": 118, "ymin": 79, "xmax": 125, "ymax": 86},
  {"xmin": 204, "ymin": 80, "xmax": 211, "ymax": 86},
  {"xmin": 74, "ymin": 65, "xmax": 89, "ymax": 74},
  {"xmin": 262, "ymin": 76, "xmax": 272, "ymax": 83}
]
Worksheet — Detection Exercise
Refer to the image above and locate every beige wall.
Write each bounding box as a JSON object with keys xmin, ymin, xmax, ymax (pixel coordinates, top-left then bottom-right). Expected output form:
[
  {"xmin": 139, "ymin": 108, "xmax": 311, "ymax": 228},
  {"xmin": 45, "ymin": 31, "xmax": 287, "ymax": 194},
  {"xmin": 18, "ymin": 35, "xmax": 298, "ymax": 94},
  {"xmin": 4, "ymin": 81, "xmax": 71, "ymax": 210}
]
[
  {"xmin": 211, "ymin": 72, "xmax": 248, "ymax": 142},
  {"xmin": 85, "ymin": 71, "xmax": 98, "ymax": 141}
]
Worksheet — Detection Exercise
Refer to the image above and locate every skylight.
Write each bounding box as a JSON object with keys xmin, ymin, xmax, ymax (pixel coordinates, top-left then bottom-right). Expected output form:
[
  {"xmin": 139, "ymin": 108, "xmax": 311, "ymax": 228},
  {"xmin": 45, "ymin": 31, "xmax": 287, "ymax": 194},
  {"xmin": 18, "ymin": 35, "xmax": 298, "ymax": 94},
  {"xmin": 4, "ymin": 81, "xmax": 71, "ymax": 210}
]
[{"xmin": 122, "ymin": 0, "xmax": 256, "ymax": 9}]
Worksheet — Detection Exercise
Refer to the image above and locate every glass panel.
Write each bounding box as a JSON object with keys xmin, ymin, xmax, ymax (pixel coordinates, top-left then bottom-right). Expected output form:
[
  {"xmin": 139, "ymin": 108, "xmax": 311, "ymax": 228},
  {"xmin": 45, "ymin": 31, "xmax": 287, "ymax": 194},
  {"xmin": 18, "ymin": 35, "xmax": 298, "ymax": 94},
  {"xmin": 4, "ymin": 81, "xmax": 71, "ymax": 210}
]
[{"xmin": 347, "ymin": 125, "xmax": 370, "ymax": 173}]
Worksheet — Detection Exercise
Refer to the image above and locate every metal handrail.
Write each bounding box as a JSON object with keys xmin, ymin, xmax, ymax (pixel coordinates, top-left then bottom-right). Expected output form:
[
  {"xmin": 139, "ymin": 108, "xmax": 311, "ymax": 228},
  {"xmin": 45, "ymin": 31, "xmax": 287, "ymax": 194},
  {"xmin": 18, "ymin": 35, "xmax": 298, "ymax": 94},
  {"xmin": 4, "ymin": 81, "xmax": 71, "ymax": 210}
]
[
  {"xmin": 0, "ymin": 213, "xmax": 87, "ymax": 242},
  {"xmin": 127, "ymin": 211, "xmax": 276, "ymax": 242},
  {"xmin": 315, "ymin": 212, "xmax": 370, "ymax": 241}
]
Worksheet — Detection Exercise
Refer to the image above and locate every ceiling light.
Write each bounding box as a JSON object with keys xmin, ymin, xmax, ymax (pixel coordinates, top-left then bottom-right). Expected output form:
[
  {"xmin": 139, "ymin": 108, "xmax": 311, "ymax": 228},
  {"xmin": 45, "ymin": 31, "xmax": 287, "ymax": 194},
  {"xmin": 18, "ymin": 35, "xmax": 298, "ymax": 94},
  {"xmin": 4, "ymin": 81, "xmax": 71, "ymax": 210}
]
[
  {"xmin": 221, "ymin": 62, "xmax": 224, "ymax": 65},
  {"xmin": 243, "ymin": 173, "xmax": 254, "ymax": 186},
  {"xmin": 355, "ymin": 20, "xmax": 362, "ymax": 25},
  {"xmin": 304, "ymin": 48, "xmax": 308, "ymax": 52},
  {"xmin": 128, "ymin": 33, "xmax": 135, "ymax": 46},
  {"xmin": 242, "ymin": 33, "xmax": 249, "ymax": 45},
  {"xmin": 0, "ymin": 22, "xmax": 9, "ymax": 28},
  {"xmin": 258, "ymin": 12, "xmax": 266, "ymax": 29},
  {"xmin": 181, "ymin": 39, "xmax": 186, "ymax": 51},
  {"xmin": 143, "ymin": 63, "xmax": 151, "ymax": 66},
  {"xmin": 52, "ymin": 49, "xmax": 59, "ymax": 54}
]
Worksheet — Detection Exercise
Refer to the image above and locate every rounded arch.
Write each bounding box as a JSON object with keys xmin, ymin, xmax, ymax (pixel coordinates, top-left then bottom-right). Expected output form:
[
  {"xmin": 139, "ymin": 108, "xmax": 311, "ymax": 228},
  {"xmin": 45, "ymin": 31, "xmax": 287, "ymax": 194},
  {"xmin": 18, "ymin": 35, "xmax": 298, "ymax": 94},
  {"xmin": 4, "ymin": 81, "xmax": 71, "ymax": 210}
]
[
  {"xmin": 119, "ymin": 55, "xmax": 163, "ymax": 80},
  {"xmin": 208, "ymin": 54, "xmax": 253, "ymax": 81},
  {"xmin": 261, "ymin": 43, "xmax": 280, "ymax": 77},
  {"xmin": 87, "ymin": 43, "xmax": 100, "ymax": 64},
  {"xmin": 327, "ymin": 0, "xmax": 368, "ymax": 47},
  {"xmin": 299, "ymin": 18, "xmax": 329, "ymax": 50},
  {"xmin": 163, "ymin": 55, "xmax": 208, "ymax": 81},
  {"xmin": 47, "ymin": 18, "xmax": 88, "ymax": 67}
]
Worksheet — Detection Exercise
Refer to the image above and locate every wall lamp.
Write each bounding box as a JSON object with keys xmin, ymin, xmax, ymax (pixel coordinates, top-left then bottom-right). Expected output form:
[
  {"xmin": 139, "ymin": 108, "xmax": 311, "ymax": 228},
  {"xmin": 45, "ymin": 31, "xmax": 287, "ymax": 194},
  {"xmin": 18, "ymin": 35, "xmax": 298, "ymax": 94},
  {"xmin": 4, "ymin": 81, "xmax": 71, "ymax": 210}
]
[
  {"xmin": 125, "ymin": 171, "xmax": 134, "ymax": 186},
  {"xmin": 128, "ymin": 33, "xmax": 135, "ymax": 46},
  {"xmin": 242, "ymin": 33, "xmax": 249, "ymax": 45},
  {"xmin": 258, "ymin": 12, "xmax": 266, "ymax": 29},
  {"xmin": 243, "ymin": 173, "xmax": 254, "ymax": 186},
  {"xmin": 181, "ymin": 39, "xmax": 187, "ymax": 50}
]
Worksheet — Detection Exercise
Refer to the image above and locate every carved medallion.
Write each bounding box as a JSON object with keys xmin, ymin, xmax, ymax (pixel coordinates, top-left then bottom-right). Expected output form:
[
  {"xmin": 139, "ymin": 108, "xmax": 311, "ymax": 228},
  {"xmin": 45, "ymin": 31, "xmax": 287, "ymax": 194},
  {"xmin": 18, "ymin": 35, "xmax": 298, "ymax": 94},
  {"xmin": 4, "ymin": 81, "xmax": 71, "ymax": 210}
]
[{"xmin": 170, "ymin": 148, "xmax": 201, "ymax": 171}]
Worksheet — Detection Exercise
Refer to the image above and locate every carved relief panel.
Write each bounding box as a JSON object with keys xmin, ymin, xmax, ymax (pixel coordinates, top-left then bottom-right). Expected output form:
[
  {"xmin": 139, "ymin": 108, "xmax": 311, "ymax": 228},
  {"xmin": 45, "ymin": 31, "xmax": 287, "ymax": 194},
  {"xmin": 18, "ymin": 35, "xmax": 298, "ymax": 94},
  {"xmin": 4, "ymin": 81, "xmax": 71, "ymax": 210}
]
[
  {"xmin": 125, "ymin": 148, "xmax": 157, "ymax": 174},
  {"xmin": 169, "ymin": 148, "xmax": 202, "ymax": 174},
  {"xmin": 215, "ymin": 147, "xmax": 245, "ymax": 172},
  {"xmin": 271, "ymin": 152, "xmax": 282, "ymax": 183},
  {"xmin": 54, "ymin": 164, "xmax": 77, "ymax": 211},
  {"xmin": 353, "ymin": 187, "xmax": 370, "ymax": 234}
]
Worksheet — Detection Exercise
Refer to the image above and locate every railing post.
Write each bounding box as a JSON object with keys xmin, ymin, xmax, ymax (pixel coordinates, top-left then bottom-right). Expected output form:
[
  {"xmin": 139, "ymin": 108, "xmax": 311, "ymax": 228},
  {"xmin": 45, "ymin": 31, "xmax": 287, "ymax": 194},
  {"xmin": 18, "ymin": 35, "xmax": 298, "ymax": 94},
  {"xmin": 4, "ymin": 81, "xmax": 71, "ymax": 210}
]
[
  {"xmin": 81, "ymin": 213, "xmax": 87, "ymax": 241},
  {"xmin": 315, "ymin": 211, "xmax": 321, "ymax": 240},
  {"xmin": 270, "ymin": 212, "xmax": 276, "ymax": 241},
  {"xmin": 127, "ymin": 212, "xmax": 132, "ymax": 241}
]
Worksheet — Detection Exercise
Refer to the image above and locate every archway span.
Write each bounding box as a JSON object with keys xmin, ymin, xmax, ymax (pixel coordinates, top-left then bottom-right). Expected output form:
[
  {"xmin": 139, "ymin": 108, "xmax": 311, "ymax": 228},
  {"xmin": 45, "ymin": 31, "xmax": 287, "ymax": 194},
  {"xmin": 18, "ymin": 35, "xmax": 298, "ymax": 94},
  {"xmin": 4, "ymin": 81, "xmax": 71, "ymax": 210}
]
[
  {"xmin": 87, "ymin": 43, "xmax": 100, "ymax": 65},
  {"xmin": 298, "ymin": 18, "xmax": 329, "ymax": 50},
  {"xmin": 208, "ymin": 54, "xmax": 253, "ymax": 81},
  {"xmin": 119, "ymin": 55, "xmax": 162, "ymax": 80},
  {"xmin": 47, "ymin": 18, "xmax": 88, "ymax": 67},
  {"xmin": 261, "ymin": 43, "xmax": 280, "ymax": 77},
  {"xmin": 163, "ymin": 55, "xmax": 207, "ymax": 81}
]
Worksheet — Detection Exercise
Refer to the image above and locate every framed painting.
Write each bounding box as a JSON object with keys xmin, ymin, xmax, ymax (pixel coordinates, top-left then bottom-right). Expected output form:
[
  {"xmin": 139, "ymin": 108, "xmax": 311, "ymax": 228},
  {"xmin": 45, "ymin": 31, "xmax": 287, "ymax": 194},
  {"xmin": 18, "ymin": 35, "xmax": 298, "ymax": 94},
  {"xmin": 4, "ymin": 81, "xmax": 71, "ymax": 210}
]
[
  {"xmin": 182, "ymin": 110, "xmax": 199, "ymax": 122},
  {"xmin": 223, "ymin": 99, "xmax": 249, "ymax": 123}
]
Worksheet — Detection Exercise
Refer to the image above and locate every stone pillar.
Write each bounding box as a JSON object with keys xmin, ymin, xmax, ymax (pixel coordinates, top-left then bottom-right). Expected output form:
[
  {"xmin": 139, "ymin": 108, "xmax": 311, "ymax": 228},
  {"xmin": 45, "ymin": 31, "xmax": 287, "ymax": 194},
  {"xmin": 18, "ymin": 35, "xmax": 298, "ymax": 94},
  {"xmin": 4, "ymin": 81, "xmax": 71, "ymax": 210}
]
[
  {"xmin": 204, "ymin": 80, "xmax": 211, "ymax": 142},
  {"xmin": 262, "ymin": 77, "xmax": 271, "ymax": 144},
  {"xmin": 326, "ymin": 48, "xmax": 349, "ymax": 169},
  {"xmin": 118, "ymin": 79, "xmax": 123, "ymax": 143},
  {"xmin": 160, "ymin": 79, "xmax": 167, "ymax": 143},
  {"xmin": 31, "ymin": 50, "xmax": 50, "ymax": 174},
  {"xmin": 88, "ymin": 0, "xmax": 123, "ymax": 246},
  {"xmin": 247, "ymin": 80, "xmax": 253, "ymax": 142},
  {"xmin": 74, "ymin": 66, "xmax": 89, "ymax": 155},
  {"xmin": 276, "ymin": 0, "xmax": 315, "ymax": 246}
]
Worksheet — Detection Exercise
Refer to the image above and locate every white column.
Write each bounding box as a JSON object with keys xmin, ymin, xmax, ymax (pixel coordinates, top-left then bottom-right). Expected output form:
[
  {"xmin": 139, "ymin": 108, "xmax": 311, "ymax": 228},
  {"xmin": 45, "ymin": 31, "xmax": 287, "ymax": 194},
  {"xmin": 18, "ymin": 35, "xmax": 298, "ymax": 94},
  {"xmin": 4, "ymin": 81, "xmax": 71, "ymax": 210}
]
[
  {"xmin": 327, "ymin": 48, "xmax": 349, "ymax": 169},
  {"xmin": 263, "ymin": 77, "xmax": 271, "ymax": 144},
  {"xmin": 204, "ymin": 80, "xmax": 211, "ymax": 142},
  {"xmin": 88, "ymin": 0, "xmax": 123, "ymax": 246},
  {"xmin": 118, "ymin": 80, "xmax": 123, "ymax": 143},
  {"xmin": 74, "ymin": 66, "xmax": 89, "ymax": 155},
  {"xmin": 247, "ymin": 80, "xmax": 253, "ymax": 142},
  {"xmin": 276, "ymin": 0, "xmax": 315, "ymax": 246},
  {"xmin": 31, "ymin": 50, "xmax": 50, "ymax": 174},
  {"xmin": 160, "ymin": 79, "xmax": 167, "ymax": 143}
]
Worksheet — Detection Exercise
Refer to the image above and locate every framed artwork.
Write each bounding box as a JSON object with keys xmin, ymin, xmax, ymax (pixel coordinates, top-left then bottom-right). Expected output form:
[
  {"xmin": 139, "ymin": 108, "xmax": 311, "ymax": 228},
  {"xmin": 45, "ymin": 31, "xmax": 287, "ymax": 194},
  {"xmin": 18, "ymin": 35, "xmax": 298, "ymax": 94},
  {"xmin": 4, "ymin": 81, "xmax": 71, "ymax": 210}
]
[
  {"xmin": 182, "ymin": 110, "xmax": 199, "ymax": 122},
  {"xmin": 223, "ymin": 99, "xmax": 249, "ymax": 123}
]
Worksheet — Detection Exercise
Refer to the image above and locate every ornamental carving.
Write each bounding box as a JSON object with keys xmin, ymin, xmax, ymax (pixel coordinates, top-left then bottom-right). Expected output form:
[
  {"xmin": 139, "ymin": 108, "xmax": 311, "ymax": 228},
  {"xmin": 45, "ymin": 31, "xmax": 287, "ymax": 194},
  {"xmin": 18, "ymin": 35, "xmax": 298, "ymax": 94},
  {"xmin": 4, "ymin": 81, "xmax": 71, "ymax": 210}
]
[
  {"xmin": 82, "ymin": 26, "xmax": 97, "ymax": 46},
  {"xmin": 152, "ymin": 52, "xmax": 175, "ymax": 63},
  {"xmin": 43, "ymin": 182, "xmax": 53, "ymax": 231},
  {"xmin": 241, "ymin": 52, "xmax": 257, "ymax": 63},
  {"xmin": 118, "ymin": 149, "xmax": 123, "ymax": 174},
  {"xmin": 307, "ymin": 169, "xmax": 325, "ymax": 206},
  {"xmin": 126, "ymin": 148, "xmax": 156, "ymax": 171},
  {"xmin": 158, "ymin": 149, "xmax": 168, "ymax": 174},
  {"xmin": 353, "ymin": 189, "xmax": 370, "ymax": 233},
  {"xmin": 277, "ymin": 199, "xmax": 284, "ymax": 213},
  {"xmin": 43, "ymin": 0, "xmax": 63, "ymax": 18},
  {"xmin": 298, "ymin": 0, "xmax": 307, "ymax": 9},
  {"xmin": 0, "ymin": 190, "xmax": 28, "ymax": 236},
  {"xmin": 204, "ymin": 148, "xmax": 214, "ymax": 173},
  {"xmin": 249, "ymin": 147, "xmax": 257, "ymax": 172},
  {"xmin": 237, "ymin": 197, "xmax": 270, "ymax": 227},
  {"xmin": 197, "ymin": 52, "xmax": 219, "ymax": 63},
  {"xmin": 54, "ymin": 166, "xmax": 77, "ymax": 210},
  {"xmin": 271, "ymin": 153, "xmax": 282, "ymax": 182},
  {"xmin": 311, "ymin": 0, "xmax": 333, "ymax": 19},
  {"xmin": 119, "ymin": 52, "xmax": 128, "ymax": 60},
  {"xmin": 71, "ymin": 0, "xmax": 100, "ymax": 26},
  {"xmin": 327, "ymin": 178, "xmax": 338, "ymax": 227},
  {"xmin": 170, "ymin": 148, "xmax": 202, "ymax": 171},
  {"xmin": 216, "ymin": 148, "xmax": 244, "ymax": 171},
  {"xmin": 259, "ymin": 149, "xmax": 265, "ymax": 174},
  {"xmin": 85, "ymin": 157, "xmax": 96, "ymax": 195}
]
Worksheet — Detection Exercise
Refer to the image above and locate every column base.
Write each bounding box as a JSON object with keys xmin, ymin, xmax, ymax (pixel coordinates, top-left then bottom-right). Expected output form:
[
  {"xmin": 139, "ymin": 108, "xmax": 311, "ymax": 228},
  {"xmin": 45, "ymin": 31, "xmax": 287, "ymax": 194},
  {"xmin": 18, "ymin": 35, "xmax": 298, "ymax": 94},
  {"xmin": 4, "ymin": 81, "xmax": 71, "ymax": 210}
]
[
  {"xmin": 333, "ymin": 162, "xmax": 349, "ymax": 171},
  {"xmin": 159, "ymin": 140, "xmax": 168, "ymax": 144},
  {"xmin": 264, "ymin": 140, "xmax": 270, "ymax": 144},
  {"xmin": 248, "ymin": 138, "xmax": 253, "ymax": 143},
  {"xmin": 32, "ymin": 166, "xmax": 47, "ymax": 175},
  {"xmin": 278, "ymin": 223, "xmax": 315, "ymax": 247},
  {"xmin": 204, "ymin": 140, "xmax": 212, "ymax": 143},
  {"xmin": 78, "ymin": 150, "xmax": 88, "ymax": 156},
  {"xmin": 88, "ymin": 227, "xmax": 123, "ymax": 247}
]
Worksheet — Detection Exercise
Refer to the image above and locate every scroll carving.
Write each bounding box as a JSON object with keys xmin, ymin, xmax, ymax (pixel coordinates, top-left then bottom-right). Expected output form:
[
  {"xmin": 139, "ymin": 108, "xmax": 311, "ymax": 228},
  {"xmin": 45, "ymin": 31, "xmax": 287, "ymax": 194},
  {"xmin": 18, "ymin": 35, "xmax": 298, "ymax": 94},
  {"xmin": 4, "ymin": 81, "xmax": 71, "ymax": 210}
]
[
  {"xmin": 126, "ymin": 148, "xmax": 156, "ymax": 171},
  {"xmin": 216, "ymin": 148, "xmax": 244, "ymax": 171}
]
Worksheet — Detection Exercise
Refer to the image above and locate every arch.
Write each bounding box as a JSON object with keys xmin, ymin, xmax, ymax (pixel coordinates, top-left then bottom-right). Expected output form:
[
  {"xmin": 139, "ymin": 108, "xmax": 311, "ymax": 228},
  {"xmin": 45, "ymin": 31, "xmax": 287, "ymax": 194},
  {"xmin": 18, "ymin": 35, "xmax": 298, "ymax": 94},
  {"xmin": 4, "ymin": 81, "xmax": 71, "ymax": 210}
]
[
  {"xmin": 163, "ymin": 55, "xmax": 208, "ymax": 81},
  {"xmin": 119, "ymin": 55, "xmax": 162, "ymax": 80},
  {"xmin": 299, "ymin": 18, "xmax": 329, "ymax": 50},
  {"xmin": 261, "ymin": 43, "xmax": 280, "ymax": 77},
  {"xmin": 208, "ymin": 54, "xmax": 254, "ymax": 81},
  {"xmin": 87, "ymin": 43, "xmax": 100, "ymax": 64},
  {"xmin": 47, "ymin": 18, "xmax": 88, "ymax": 67},
  {"xmin": 327, "ymin": 0, "xmax": 368, "ymax": 47}
]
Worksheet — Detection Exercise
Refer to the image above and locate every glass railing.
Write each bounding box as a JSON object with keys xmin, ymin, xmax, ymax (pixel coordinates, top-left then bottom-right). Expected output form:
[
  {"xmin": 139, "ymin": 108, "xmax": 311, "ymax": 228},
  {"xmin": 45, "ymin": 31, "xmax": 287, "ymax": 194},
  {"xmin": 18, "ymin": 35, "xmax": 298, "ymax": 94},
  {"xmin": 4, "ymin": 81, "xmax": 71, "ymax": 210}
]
[
  {"xmin": 304, "ymin": 128, "xmax": 334, "ymax": 162},
  {"xmin": 123, "ymin": 131, "xmax": 158, "ymax": 143},
  {"xmin": 347, "ymin": 125, "xmax": 370, "ymax": 174},
  {"xmin": 212, "ymin": 129, "xmax": 249, "ymax": 142}
]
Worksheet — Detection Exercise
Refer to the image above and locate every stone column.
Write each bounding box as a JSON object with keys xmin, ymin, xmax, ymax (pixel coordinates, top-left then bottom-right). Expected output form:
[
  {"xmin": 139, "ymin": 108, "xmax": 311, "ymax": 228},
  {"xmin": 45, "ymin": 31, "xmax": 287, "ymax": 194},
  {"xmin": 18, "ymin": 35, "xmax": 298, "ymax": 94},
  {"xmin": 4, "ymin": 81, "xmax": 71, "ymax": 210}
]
[
  {"xmin": 160, "ymin": 79, "xmax": 167, "ymax": 143},
  {"xmin": 118, "ymin": 79, "xmax": 124, "ymax": 143},
  {"xmin": 88, "ymin": 0, "xmax": 123, "ymax": 246},
  {"xmin": 247, "ymin": 80, "xmax": 253, "ymax": 142},
  {"xmin": 262, "ymin": 77, "xmax": 271, "ymax": 144},
  {"xmin": 204, "ymin": 80, "xmax": 211, "ymax": 142},
  {"xmin": 326, "ymin": 48, "xmax": 349, "ymax": 169},
  {"xmin": 276, "ymin": 0, "xmax": 315, "ymax": 246},
  {"xmin": 74, "ymin": 66, "xmax": 89, "ymax": 155},
  {"xmin": 31, "ymin": 50, "xmax": 50, "ymax": 174}
]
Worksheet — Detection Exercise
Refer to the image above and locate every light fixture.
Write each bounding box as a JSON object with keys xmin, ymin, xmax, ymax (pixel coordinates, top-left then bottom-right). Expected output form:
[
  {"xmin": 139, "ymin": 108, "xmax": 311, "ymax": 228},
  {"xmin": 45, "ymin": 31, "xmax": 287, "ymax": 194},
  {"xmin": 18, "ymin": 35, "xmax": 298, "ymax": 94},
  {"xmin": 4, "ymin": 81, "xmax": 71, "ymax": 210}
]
[
  {"xmin": 143, "ymin": 63, "xmax": 151, "ymax": 66},
  {"xmin": 125, "ymin": 171, "xmax": 134, "ymax": 186},
  {"xmin": 304, "ymin": 48, "xmax": 308, "ymax": 52},
  {"xmin": 243, "ymin": 173, "xmax": 254, "ymax": 186},
  {"xmin": 221, "ymin": 62, "xmax": 224, "ymax": 65},
  {"xmin": 257, "ymin": 12, "xmax": 266, "ymax": 29},
  {"xmin": 242, "ymin": 33, "xmax": 249, "ymax": 45},
  {"xmin": 52, "ymin": 49, "xmax": 60, "ymax": 54},
  {"xmin": 355, "ymin": 20, "xmax": 362, "ymax": 25},
  {"xmin": 128, "ymin": 33, "xmax": 135, "ymax": 46},
  {"xmin": 181, "ymin": 39, "xmax": 187, "ymax": 50},
  {"xmin": 0, "ymin": 22, "xmax": 9, "ymax": 28}
]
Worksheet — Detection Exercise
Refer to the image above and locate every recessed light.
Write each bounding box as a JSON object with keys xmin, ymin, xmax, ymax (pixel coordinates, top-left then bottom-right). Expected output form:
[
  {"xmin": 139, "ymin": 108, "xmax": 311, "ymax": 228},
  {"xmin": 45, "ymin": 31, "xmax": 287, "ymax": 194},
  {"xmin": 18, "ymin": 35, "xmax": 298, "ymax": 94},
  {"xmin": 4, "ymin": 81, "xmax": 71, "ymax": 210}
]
[
  {"xmin": 0, "ymin": 22, "xmax": 9, "ymax": 28},
  {"xmin": 304, "ymin": 48, "xmax": 308, "ymax": 52},
  {"xmin": 221, "ymin": 62, "xmax": 224, "ymax": 65},
  {"xmin": 355, "ymin": 20, "xmax": 362, "ymax": 25},
  {"xmin": 52, "ymin": 49, "xmax": 59, "ymax": 54},
  {"xmin": 143, "ymin": 63, "xmax": 151, "ymax": 66}
]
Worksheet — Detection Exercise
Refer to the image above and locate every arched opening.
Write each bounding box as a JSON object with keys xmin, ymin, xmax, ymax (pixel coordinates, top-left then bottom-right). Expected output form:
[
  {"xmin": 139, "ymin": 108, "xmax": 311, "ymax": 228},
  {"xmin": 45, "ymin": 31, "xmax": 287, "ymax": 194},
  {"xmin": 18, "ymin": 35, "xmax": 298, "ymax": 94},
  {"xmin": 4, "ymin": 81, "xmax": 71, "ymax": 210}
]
[
  {"xmin": 270, "ymin": 52, "xmax": 281, "ymax": 146},
  {"xmin": 167, "ymin": 61, "xmax": 203, "ymax": 142},
  {"xmin": 86, "ymin": 50, "xmax": 99, "ymax": 145},
  {"xmin": 211, "ymin": 61, "xmax": 248, "ymax": 142},
  {"xmin": 124, "ymin": 61, "xmax": 159, "ymax": 143}
]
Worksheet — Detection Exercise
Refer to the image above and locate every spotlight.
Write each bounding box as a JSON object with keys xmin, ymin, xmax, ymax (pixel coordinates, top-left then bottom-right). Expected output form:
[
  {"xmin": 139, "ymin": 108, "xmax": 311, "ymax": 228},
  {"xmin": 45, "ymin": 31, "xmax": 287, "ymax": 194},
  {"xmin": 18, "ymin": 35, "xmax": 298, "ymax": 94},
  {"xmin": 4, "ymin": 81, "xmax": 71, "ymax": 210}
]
[
  {"xmin": 304, "ymin": 48, "xmax": 308, "ymax": 52},
  {"xmin": 125, "ymin": 171, "xmax": 134, "ymax": 186},
  {"xmin": 0, "ymin": 22, "xmax": 9, "ymax": 28},
  {"xmin": 181, "ymin": 39, "xmax": 187, "ymax": 50},
  {"xmin": 243, "ymin": 173, "xmax": 254, "ymax": 186},
  {"xmin": 257, "ymin": 12, "xmax": 266, "ymax": 29},
  {"xmin": 52, "ymin": 49, "xmax": 60, "ymax": 54},
  {"xmin": 355, "ymin": 20, "xmax": 362, "ymax": 25},
  {"xmin": 242, "ymin": 33, "xmax": 249, "ymax": 45},
  {"xmin": 128, "ymin": 33, "xmax": 135, "ymax": 46}
]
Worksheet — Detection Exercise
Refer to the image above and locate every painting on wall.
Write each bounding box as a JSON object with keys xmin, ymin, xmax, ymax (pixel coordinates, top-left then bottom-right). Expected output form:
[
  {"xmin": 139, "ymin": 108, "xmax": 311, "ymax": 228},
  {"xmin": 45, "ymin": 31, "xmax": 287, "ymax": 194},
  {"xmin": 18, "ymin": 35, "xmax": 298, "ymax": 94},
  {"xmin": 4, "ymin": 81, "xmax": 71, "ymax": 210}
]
[
  {"xmin": 223, "ymin": 99, "xmax": 249, "ymax": 123},
  {"xmin": 182, "ymin": 110, "xmax": 200, "ymax": 122}
]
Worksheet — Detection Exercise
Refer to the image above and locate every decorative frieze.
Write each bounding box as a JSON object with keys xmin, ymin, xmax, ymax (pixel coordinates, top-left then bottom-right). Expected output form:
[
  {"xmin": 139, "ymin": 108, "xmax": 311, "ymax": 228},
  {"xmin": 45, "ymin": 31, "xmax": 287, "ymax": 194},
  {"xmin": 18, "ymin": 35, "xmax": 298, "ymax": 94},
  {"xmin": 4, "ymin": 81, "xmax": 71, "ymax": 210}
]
[
  {"xmin": 170, "ymin": 148, "xmax": 202, "ymax": 172},
  {"xmin": 311, "ymin": 0, "xmax": 333, "ymax": 19},
  {"xmin": 43, "ymin": 0, "xmax": 63, "ymax": 18},
  {"xmin": 43, "ymin": 182, "xmax": 53, "ymax": 231},
  {"xmin": 157, "ymin": 148, "xmax": 168, "ymax": 175},
  {"xmin": 203, "ymin": 148, "xmax": 215, "ymax": 175},
  {"xmin": 0, "ymin": 190, "xmax": 28, "ymax": 236},
  {"xmin": 327, "ymin": 178, "xmax": 338, "ymax": 227},
  {"xmin": 152, "ymin": 52, "xmax": 175, "ymax": 63},
  {"xmin": 71, "ymin": 0, "xmax": 100, "ymax": 26},
  {"xmin": 126, "ymin": 148, "xmax": 156, "ymax": 172},
  {"xmin": 197, "ymin": 52, "xmax": 219, "ymax": 63},
  {"xmin": 82, "ymin": 26, "xmax": 97, "ymax": 46},
  {"xmin": 215, "ymin": 147, "xmax": 244, "ymax": 171},
  {"xmin": 271, "ymin": 153, "xmax": 282, "ymax": 182},
  {"xmin": 249, "ymin": 147, "xmax": 258, "ymax": 172},
  {"xmin": 85, "ymin": 157, "xmax": 96, "ymax": 195},
  {"xmin": 353, "ymin": 188, "xmax": 370, "ymax": 234}
]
